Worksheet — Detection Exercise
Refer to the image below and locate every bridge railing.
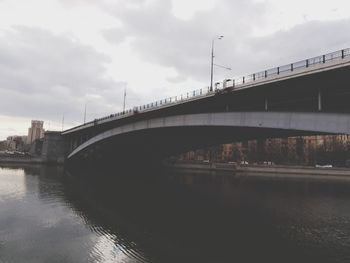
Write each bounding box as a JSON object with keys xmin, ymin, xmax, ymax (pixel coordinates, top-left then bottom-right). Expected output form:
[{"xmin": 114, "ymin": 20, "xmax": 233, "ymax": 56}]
[
  {"xmin": 79, "ymin": 47, "xmax": 350, "ymax": 129},
  {"xmin": 84, "ymin": 86, "xmax": 214, "ymax": 127},
  {"xmin": 230, "ymin": 48, "xmax": 350, "ymax": 89},
  {"xmin": 132, "ymin": 87, "xmax": 213, "ymax": 113}
]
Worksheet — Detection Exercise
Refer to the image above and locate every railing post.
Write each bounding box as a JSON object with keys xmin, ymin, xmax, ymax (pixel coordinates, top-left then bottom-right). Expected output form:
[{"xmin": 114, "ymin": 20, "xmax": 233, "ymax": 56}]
[
  {"xmin": 291, "ymin": 63, "xmax": 293, "ymax": 71},
  {"xmin": 277, "ymin": 67, "xmax": 279, "ymax": 74},
  {"xmin": 243, "ymin": 77, "xmax": 245, "ymax": 84},
  {"xmin": 265, "ymin": 70, "xmax": 267, "ymax": 78},
  {"xmin": 306, "ymin": 59, "xmax": 309, "ymax": 68},
  {"xmin": 232, "ymin": 79, "xmax": 235, "ymax": 87},
  {"xmin": 342, "ymin": 49, "xmax": 345, "ymax": 59},
  {"xmin": 323, "ymin": 55, "xmax": 325, "ymax": 63},
  {"xmin": 253, "ymin": 73, "xmax": 255, "ymax": 81}
]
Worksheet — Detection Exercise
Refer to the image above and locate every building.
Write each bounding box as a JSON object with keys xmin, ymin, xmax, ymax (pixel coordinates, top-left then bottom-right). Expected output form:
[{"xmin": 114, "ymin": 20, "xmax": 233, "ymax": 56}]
[
  {"xmin": 27, "ymin": 120, "xmax": 45, "ymax": 145},
  {"xmin": 0, "ymin": 141, "xmax": 6, "ymax": 151},
  {"xmin": 176, "ymin": 134, "xmax": 350, "ymax": 166},
  {"xmin": 4, "ymin": 135, "xmax": 27, "ymax": 151},
  {"xmin": 6, "ymin": 136, "xmax": 17, "ymax": 151}
]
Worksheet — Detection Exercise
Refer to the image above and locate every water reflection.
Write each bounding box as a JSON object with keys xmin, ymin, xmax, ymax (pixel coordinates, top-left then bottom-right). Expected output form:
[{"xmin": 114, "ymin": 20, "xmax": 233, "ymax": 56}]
[
  {"xmin": 0, "ymin": 165, "xmax": 147, "ymax": 263},
  {"xmin": 0, "ymin": 167, "xmax": 26, "ymax": 202},
  {"xmin": 1, "ymin": 165, "xmax": 350, "ymax": 262}
]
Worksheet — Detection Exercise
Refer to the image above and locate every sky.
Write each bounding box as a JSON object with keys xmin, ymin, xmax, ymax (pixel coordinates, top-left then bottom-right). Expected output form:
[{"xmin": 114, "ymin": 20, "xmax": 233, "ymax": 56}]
[{"xmin": 1, "ymin": 0, "xmax": 350, "ymax": 140}]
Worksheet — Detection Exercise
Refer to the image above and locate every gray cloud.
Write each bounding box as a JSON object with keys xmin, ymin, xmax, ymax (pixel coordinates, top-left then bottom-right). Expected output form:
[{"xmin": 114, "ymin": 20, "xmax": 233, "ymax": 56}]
[
  {"xmin": 0, "ymin": 26, "xmax": 125, "ymax": 125},
  {"xmin": 102, "ymin": 27, "xmax": 128, "ymax": 45},
  {"xmin": 101, "ymin": 0, "xmax": 350, "ymax": 82},
  {"xmin": 247, "ymin": 19, "xmax": 350, "ymax": 69},
  {"xmin": 100, "ymin": 0, "xmax": 267, "ymax": 83}
]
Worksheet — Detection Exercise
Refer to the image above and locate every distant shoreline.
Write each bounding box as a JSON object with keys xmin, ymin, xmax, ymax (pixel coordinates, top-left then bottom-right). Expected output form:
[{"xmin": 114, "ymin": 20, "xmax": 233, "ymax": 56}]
[
  {"xmin": 165, "ymin": 161, "xmax": 350, "ymax": 177},
  {"xmin": 0, "ymin": 156, "xmax": 42, "ymax": 163},
  {"xmin": 2, "ymin": 157, "xmax": 350, "ymax": 178},
  {"xmin": 0, "ymin": 156, "xmax": 63, "ymax": 165}
]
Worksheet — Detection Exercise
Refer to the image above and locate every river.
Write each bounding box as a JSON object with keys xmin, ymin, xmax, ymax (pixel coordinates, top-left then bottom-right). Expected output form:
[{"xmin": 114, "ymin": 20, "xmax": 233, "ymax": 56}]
[{"xmin": 0, "ymin": 164, "xmax": 350, "ymax": 263}]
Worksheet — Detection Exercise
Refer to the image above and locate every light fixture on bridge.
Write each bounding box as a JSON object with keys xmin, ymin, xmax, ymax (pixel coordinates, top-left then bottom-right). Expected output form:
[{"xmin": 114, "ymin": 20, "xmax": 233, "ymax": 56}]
[
  {"xmin": 210, "ymin": 35, "xmax": 230, "ymax": 92},
  {"xmin": 84, "ymin": 102, "xmax": 88, "ymax": 124}
]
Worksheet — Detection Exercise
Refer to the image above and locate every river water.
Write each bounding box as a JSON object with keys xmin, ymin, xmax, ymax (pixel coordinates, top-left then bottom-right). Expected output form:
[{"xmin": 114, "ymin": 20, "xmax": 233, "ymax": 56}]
[{"xmin": 1, "ymin": 165, "xmax": 350, "ymax": 263}]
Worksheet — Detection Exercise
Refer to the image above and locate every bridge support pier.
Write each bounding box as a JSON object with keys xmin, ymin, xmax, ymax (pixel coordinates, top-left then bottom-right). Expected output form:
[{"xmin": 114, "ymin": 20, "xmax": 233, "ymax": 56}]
[
  {"xmin": 318, "ymin": 89, "xmax": 322, "ymax": 111},
  {"xmin": 41, "ymin": 131, "xmax": 69, "ymax": 164}
]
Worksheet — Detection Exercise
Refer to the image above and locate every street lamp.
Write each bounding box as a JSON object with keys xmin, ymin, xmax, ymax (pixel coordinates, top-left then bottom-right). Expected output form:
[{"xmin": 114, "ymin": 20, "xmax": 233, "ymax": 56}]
[
  {"xmin": 123, "ymin": 84, "xmax": 127, "ymax": 113},
  {"xmin": 83, "ymin": 101, "xmax": 89, "ymax": 124},
  {"xmin": 210, "ymin": 35, "xmax": 224, "ymax": 92}
]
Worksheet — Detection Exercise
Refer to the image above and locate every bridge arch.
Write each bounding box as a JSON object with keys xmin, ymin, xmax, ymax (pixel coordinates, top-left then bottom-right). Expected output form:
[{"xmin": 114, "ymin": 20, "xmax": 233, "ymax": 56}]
[{"xmin": 67, "ymin": 111, "xmax": 350, "ymax": 160}]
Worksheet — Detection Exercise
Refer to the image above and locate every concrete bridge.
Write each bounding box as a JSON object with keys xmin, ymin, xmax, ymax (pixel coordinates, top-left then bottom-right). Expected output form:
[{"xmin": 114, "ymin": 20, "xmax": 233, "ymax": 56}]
[{"xmin": 59, "ymin": 48, "xmax": 350, "ymax": 165}]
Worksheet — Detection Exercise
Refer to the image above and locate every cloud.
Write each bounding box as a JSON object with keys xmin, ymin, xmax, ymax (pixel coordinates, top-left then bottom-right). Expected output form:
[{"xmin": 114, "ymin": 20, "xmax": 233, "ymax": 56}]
[
  {"xmin": 100, "ymin": 0, "xmax": 268, "ymax": 83},
  {"xmin": 247, "ymin": 19, "xmax": 350, "ymax": 68},
  {"xmin": 166, "ymin": 74, "xmax": 187, "ymax": 84},
  {"xmin": 101, "ymin": 27, "xmax": 128, "ymax": 45},
  {"xmin": 101, "ymin": 0, "xmax": 350, "ymax": 81},
  {"xmin": 0, "ymin": 26, "xmax": 124, "ymax": 125}
]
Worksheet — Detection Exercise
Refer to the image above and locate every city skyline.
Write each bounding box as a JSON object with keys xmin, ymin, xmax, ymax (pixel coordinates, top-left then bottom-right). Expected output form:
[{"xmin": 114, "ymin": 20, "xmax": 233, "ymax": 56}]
[{"xmin": 1, "ymin": 0, "xmax": 350, "ymax": 140}]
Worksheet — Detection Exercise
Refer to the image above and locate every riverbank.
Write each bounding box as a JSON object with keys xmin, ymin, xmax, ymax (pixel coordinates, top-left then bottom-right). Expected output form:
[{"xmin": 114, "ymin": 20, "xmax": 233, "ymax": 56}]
[
  {"xmin": 0, "ymin": 156, "xmax": 62, "ymax": 165},
  {"xmin": 165, "ymin": 161, "xmax": 350, "ymax": 177},
  {"xmin": 3, "ymin": 157, "xmax": 350, "ymax": 177}
]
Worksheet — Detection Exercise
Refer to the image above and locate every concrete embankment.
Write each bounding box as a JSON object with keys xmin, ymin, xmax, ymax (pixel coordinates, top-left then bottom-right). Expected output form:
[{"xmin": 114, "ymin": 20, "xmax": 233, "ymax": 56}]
[
  {"xmin": 165, "ymin": 162, "xmax": 350, "ymax": 177},
  {"xmin": 164, "ymin": 162, "xmax": 237, "ymax": 172},
  {"xmin": 237, "ymin": 164, "xmax": 350, "ymax": 176},
  {"xmin": 0, "ymin": 156, "xmax": 63, "ymax": 165}
]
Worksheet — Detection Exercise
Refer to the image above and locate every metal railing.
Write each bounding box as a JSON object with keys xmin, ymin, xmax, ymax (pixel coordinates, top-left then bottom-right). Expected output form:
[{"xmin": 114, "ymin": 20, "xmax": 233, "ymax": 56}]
[{"xmin": 71, "ymin": 48, "xmax": 350, "ymax": 131}]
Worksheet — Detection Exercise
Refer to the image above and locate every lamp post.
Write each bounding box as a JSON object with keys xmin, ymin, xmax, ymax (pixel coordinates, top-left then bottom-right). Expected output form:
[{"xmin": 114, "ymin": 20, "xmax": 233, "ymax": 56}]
[
  {"xmin": 123, "ymin": 84, "xmax": 127, "ymax": 113},
  {"xmin": 83, "ymin": 102, "xmax": 89, "ymax": 124},
  {"xmin": 210, "ymin": 35, "xmax": 224, "ymax": 92}
]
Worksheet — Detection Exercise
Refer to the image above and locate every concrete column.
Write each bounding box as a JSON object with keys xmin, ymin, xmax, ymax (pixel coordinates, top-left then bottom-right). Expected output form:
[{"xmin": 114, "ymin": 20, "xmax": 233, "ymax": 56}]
[
  {"xmin": 41, "ymin": 131, "xmax": 68, "ymax": 164},
  {"xmin": 318, "ymin": 89, "xmax": 322, "ymax": 111}
]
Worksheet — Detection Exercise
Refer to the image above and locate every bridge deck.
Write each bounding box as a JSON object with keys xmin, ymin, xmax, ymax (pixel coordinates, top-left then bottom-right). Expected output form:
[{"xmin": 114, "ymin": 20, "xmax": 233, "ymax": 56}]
[{"xmin": 63, "ymin": 48, "xmax": 350, "ymax": 135}]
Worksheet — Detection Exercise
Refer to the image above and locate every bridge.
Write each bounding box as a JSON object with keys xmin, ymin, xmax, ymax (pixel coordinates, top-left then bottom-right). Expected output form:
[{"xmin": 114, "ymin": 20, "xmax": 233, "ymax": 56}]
[{"xmin": 60, "ymin": 48, "xmax": 350, "ymax": 165}]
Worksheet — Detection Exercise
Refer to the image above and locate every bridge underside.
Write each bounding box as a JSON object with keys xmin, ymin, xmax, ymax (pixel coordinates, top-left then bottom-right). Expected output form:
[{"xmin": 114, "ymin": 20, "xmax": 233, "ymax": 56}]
[
  {"xmin": 71, "ymin": 126, "xmax": 318, "ymax": 167},
  {"xmin": 66, "ymin": 112, "xmax": 350, "ymax": 167}
]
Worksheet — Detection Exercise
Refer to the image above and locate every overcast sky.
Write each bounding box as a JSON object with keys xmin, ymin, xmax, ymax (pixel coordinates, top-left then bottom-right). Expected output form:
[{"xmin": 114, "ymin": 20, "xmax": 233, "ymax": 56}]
[{"xmin": 1, "ymin": 0, "xmax": 350, "ymax": 140}]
